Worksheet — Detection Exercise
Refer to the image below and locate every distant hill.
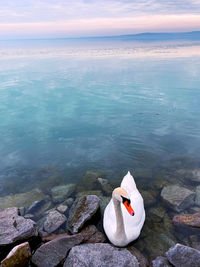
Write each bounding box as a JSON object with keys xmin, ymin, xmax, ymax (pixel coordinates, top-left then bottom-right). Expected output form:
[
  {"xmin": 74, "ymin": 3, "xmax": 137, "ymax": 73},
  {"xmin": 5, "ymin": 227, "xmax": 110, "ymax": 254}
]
[{"xmin": 86, "ymin": 31, "xmax": 200, "ymax": 42}]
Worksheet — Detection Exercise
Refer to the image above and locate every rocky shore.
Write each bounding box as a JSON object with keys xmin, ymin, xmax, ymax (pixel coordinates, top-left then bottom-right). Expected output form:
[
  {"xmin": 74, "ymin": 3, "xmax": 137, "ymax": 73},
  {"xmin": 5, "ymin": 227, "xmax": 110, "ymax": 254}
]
[{"xmin": 0, "ymin": 168, "xmax": 200, "ymax": 266}]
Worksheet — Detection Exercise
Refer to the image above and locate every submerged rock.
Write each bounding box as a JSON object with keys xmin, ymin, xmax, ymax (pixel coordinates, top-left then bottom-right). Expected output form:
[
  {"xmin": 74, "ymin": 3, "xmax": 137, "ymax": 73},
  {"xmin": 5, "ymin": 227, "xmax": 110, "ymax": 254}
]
[
  {"xmin": 1, "ymin": 242, "xmax": 31, "ymax": 267},
  {"xmin": 141, "ymin": 233, "xmax": 175, "ymax": 258},
  {"xmin": 195, "ymin": 185, "xmax": 200, "ymax": 206},
  {"xmin": 77, "ymin": 171, "xmax": 101, "ymax": 192},
  {"xmin": 31, "ymin": 234, "xmax": 83, "ymax": 267},
  {"xmin": 140, "ymin": 190, "xmax": 156, "ymax": 208},
  {"xmin": 97, "ymin": 178, "xmax": 113, "ymax": 195},
  {"xmin": 26, "ymin": 197, "xmax": 52, "ymax": 220},
  {"xmin": 51, "ymin": 184, "xmax": 76, "ymax": 204},
  {"xmin": 161, "ymin": 185, "xmax": 195, "ymax": 212},
  {"xmin": 0, "ymin": 207, "xmax": 38, "ymax": 246},
  {"xmin": 166, "ymin": 243, "xmax": 200, "ymax": 267},
  {"xmin": 67, "ymin": 195, "xmax": 100, "ymax": 234},
  {"xmin": 176, "ymin": 168, "xmax": 200, "ymax": 183},
  {"xmin": 64, "ymin": 243, "xmax": 139, "ymax": 267},
  {"xmin": 173, "ymin": 212, "xmax": 200, "ymax": 228},
  {"xmin": 0, "ymin": 189, "xmax": 45, "ymax": 210},
  {"xmin": 151, "ymin": 256, "xmax": 172, "ymax": 267},
  {"xmin": 43, "ymin": 210, "xmax": 67, "ymax": 233}
]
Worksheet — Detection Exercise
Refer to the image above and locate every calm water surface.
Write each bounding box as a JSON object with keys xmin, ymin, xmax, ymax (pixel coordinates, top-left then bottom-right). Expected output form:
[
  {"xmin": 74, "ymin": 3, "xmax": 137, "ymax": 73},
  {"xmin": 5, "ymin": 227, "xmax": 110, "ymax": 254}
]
[
  {"xmin": 1, "ymin": 39, "xmax": 200, "ymax": 188},
  {"xmin": 1, "ymin": 38, "xmax": 200, "ymax": 258}
]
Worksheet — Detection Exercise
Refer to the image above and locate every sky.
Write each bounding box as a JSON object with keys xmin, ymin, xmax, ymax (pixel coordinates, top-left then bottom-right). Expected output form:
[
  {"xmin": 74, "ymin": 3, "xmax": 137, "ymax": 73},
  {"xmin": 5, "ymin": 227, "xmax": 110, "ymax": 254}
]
[{"xmin": 0, "ymin": 0, "xmax": 200, "ymax": 39}]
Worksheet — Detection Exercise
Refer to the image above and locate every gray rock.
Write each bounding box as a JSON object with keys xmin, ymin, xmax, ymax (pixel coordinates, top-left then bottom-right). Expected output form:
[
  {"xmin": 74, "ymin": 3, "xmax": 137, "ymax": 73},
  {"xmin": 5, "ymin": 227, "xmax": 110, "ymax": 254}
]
[
  {"xmin": 51, "ymin": 184, "xmax": 76, "ymax": 204},
  {"xmin": 151, "ymin": 256, "xmax": 172, "ymax": 267},
  {"xmin": 56, "ymin": 204, "xmax": 68, "ymax": 213},
  {"xmin": 24, "ymin": 214, "xmax": 34, "ymax": 219},
  {"xmin": 127, "ymin": 246, "xmax": 148, "ymax": 267},
  {"xmin": 26, "ymin": 198, "xmax": 52, "ymax": 220},
  {"xmin": 1, "ymin": 241, "xmax": 31, "ymax": 267},
  {"xmin": 64, "ymin": 243, "xmax": 139, "ymax": 267},
  {"xmin": 195, "ymin": 185, "xmax": 200, "ymax": 206},
  {"xmin": 97, "ymin": 178, "xmax": 113, "ymax": 195},
  {"xmin": 80, "ymin": 225, "xmax": 106, "ymax": 243},
  {"xmin": 67, "ymin": 195, "xmax": 100, "ymax": 234},
  {"xmin": 161, "ymin": 185, "xmax": 195, "ymax": 212},
  {"xmin": 31, "ymin": 234, "xmax": 83, "ymax": 267},
  {"xmin": 166, "ymin": 243, "xmax": 200, "ymax": 267},
  {"xmin": 0, "ymin": 189, "xmax": 45, "ymax": 210},
  {"xmin": 43, "ymin": 210, "xmax": 67, "ymax": 233},
  {"xmin": 0, "ymin": 207, "xmax": 38, "ymax": 246}
]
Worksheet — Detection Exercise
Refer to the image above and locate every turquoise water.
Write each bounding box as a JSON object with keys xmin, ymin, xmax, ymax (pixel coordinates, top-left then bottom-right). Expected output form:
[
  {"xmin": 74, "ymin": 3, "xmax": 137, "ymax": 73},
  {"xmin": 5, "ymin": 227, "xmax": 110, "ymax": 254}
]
[{"xmin": 0, "ymin": 39, "xmax": 200, "ymax": 193}]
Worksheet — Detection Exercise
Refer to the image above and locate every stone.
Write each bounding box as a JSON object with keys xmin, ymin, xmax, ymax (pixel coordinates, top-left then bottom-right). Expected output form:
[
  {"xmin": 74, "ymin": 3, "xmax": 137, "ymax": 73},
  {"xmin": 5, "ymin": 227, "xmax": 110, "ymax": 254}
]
[
  {"xmin": 26, "ymin": 198, "xmax": 52, "ymax": 220},
  {"xmin": 76, "ymin": 190, "xmax": 102, "ymax": 198},
  {"xmin": 31, "ymin": 234, "xmax": 83, "ymax": 267},
  {"xmin": 67, "ymin": 195, "xmax": 100, "ymax": 234},
  {"xmin": 0, "ymin": 189, "xmax": 45, "ymax": 210},
  {"xmin": 166, "ymin": 243, "xmax": 200, "ymax": 267},
  {"xmin": 161, "ymin": 185, "xmax": 195, "ymax": 212},
  {"xmin": 56, "ymin": 204, "xmax": 68, "ymax": 213},
  {"xmin": 19, "ymin": 207, "xmax": 25, "ymax": 216},
  {"xmin": 77, "ymin": 171, "xmax": 101, "ymax": 191},
  {"xmin": 195, "ymin": 185, "xmax": 200, "ymax": 205},
  {"xmin": 64, "ymin": 243, "xmax": 139, "ymax": 267},
  {"xmin": 173, "ymin": 212, "xmax": 200, "ymax": 228},
  {"xmin": 1, "ymin": 242, "xmax": 31, "ymax": 267},
  {"xmin": 97, "ymin": 178, "xmax": 113, "ymax": 195},
  {"xmin": 127, "ymin": 246, "xmax": 148, "ymax": 267},
  {"xmin": 62, "ymin": 198, "xmax": 74, "ymax": 207},
  {"xmin": 151, "ymin": 256, "xmax": 172, "ymax": 267},
  {"xmin": 142, "ymin": 233, "xmax": 176, "ymax": 258},
  {"xmin": 176, "ymin": 168, "xmax": 200, "ymax": 183},
  {"xmin": 80, "ymin": 225, "xmax": 106, "ymax": 243},
  {"xmin": 51, "ymin": 184, "xmax": 76, "ymax": 204},
  {"xmin": 140, "ymin": 190, "xmax": 156, "ymax": 207},
  {"xmin": 0, "ymin": 207, "xmax": 38, "ymax": 246},
  {"xmin": 43, "ymin": 210, "xmax": 67, "ymax": 233},
  {"xmin": 149, "ymin": 206, "xmax": 166, "ymax": 222}
]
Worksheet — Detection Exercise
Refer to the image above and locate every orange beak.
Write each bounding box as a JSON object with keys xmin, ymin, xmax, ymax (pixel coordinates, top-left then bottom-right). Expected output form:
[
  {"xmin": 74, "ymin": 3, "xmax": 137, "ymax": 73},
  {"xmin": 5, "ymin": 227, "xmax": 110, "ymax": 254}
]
[{"xmin": 123, "ymin": 200, "xmax": 134, "ymax": 216}]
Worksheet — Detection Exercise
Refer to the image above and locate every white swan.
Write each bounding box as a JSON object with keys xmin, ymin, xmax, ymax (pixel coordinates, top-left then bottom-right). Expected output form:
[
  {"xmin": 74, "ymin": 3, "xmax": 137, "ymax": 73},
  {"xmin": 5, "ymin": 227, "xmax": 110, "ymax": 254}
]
[{"xmin": 103, "ymin": 171, "xmax": 145, "ymax": 247}]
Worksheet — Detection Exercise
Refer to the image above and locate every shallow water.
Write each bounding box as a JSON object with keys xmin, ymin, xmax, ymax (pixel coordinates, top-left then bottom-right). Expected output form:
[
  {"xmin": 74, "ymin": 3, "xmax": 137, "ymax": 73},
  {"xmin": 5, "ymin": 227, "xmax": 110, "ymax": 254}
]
[{"xmin": 0, "ymin": 38, "xmax": 200, "ymax": 258}]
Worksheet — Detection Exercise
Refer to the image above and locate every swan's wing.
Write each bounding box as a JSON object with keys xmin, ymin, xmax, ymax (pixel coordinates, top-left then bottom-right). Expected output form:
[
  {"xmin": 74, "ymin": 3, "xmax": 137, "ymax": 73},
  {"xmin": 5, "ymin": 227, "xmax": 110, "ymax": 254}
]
[
  {"xmin": 103, "ymin": 199, "xmax": 116, "ymax": 237},
  {"xmin": 121, "ymin": 171, "xmax": 137, "ymax": 195}
]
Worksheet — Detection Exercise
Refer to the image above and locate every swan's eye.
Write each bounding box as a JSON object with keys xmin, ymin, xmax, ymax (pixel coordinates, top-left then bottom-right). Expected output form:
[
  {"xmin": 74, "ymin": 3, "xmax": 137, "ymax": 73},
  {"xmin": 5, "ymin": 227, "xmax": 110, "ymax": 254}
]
[{"xmin": 121, "ymin": 196, "xmax": 131, "ymax": 205}]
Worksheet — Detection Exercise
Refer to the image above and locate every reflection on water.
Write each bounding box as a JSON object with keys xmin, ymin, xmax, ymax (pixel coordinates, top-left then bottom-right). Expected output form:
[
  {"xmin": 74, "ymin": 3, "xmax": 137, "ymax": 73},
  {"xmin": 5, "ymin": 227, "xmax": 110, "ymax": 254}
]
[{"xmin": 0, "ymin": 39, "xmax": 200, "ymax": 259}]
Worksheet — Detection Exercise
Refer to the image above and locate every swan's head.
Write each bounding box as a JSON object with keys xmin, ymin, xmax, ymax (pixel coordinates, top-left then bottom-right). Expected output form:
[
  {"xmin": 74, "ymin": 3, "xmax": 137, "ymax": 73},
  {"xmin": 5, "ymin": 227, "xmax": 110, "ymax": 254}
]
[{"xmin": 112, "ymin": 187, "xmax": 134, "ymax": 216}]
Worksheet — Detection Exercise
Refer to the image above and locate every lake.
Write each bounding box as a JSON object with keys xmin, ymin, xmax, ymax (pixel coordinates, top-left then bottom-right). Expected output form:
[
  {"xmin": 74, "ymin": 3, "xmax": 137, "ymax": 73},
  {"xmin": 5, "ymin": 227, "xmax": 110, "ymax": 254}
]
[{"xmin": 0, "ymin": 37, "xmax": 200, "ymax": 257}]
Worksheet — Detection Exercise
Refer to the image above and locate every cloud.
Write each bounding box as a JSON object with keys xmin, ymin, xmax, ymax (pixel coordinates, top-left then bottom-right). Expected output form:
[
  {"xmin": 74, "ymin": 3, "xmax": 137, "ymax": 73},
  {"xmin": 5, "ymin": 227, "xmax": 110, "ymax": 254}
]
[
  {"xmin": 0, "ymin": 0, "xmax": 200, "ymax": 38},
  {"xmin": 1, "ymin": 15, "xmax": 200, "ymax": 39}
]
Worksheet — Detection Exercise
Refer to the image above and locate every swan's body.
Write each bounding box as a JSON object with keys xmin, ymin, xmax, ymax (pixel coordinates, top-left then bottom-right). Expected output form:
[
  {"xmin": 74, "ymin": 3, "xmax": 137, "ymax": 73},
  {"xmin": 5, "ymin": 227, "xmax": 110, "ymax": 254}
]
[{"xmin": 103, "ymin": 171, "xmax": 145, "ymax": 247}]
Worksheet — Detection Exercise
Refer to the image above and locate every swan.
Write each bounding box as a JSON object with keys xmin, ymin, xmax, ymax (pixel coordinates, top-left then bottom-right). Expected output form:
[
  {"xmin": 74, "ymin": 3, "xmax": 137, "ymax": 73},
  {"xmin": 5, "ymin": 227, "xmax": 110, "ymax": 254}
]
[{"xmin": 103, "ymin": 171, "xmax": 145, "ymax": 247}]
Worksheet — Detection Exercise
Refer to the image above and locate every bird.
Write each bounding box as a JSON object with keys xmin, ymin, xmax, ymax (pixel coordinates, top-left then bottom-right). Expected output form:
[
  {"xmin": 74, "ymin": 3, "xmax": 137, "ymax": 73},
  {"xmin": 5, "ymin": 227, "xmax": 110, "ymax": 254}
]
[{"xmin": 103, "ymin": 171, "xmax": 145, "ymax": 247}]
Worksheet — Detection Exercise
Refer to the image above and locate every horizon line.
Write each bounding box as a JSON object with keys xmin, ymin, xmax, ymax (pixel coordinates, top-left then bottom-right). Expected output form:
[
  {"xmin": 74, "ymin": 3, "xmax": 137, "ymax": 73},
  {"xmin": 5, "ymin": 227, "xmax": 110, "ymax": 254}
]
[{"xmin": 0, "ymin": 30, "xmax": 200, "ymax": 42}]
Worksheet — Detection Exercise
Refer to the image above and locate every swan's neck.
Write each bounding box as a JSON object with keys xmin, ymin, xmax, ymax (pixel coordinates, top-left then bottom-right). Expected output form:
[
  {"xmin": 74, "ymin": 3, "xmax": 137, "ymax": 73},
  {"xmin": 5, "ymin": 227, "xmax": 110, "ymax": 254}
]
[{"xmin": 113, "ymin": 198, "xmax": 127, "ymax": 243}]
